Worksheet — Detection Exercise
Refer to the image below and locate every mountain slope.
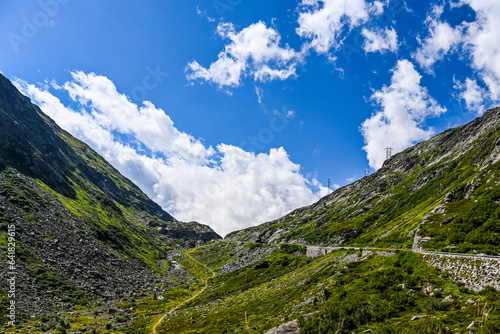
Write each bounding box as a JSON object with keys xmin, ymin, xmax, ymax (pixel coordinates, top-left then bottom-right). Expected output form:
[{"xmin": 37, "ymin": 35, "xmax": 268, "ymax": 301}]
[
  {"xmin": 227, "ymin": 107, "xmax": 500, "ymax": 255},
  {"xmin": 1, "ymin": 75, "xmax": 499, "ymax": 333},
  {"xmin": 0, "ymin": 75, "xmax": 173, "ymax": 221},
  {"xmin": 0, "ymin": 74, "xmax": 220, "ymax": 321},
  {"xmin": 9, "ymin": 238, "xmax": 500, "ymax": 333},
  {"xmin": 140, "ymin": 241, "xmax": 500, "ymax": 334}
]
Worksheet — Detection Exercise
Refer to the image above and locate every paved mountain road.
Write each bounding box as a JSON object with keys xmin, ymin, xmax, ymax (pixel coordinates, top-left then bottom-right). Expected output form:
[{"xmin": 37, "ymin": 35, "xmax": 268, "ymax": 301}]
[{"xmin": 222, "ymin": 239, "xmax": 500, "ymax": 261}]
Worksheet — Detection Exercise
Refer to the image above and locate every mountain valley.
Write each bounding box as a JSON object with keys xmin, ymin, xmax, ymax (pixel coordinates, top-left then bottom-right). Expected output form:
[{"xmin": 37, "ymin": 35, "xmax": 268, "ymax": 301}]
[{"xmin": 0, "ymin": 74, "xmax": 499, "ymax": 333}]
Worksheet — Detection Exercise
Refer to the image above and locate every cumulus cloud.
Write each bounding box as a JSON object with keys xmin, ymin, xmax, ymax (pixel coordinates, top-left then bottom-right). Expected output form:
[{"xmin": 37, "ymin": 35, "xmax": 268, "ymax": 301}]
[
  {"xmin": 362, "ymin": 27, "xmax": 398, "ymax": 53},
  {"xmin": 415, "ymin": 1, "xmax": 500, "ymax": 105},
  {"xmin": 15, "ymin": 72, "xmax": 328, "ymax": 236},
  {"xmin": 186, "ymin": 21, "xmax": 301, "ymax": 89},
  {"xmin": 414, "ymin": 17, "xmax": 463, "ymax": 70},
  {"xmin": 361, "ymin": 60, "xmax": 446, "ymax": 169},
  {"xmin": 454, "ymin": 78, "xmax": 486, "ymax": 114},
  {"xmin": 459, "ymin": 0, "xmax": 500, "ymax": 101},
  {"xmin": 62, "ymin": 71, "xmax": 214, "ymax": 165},
  {"xmin": 296, "ymin": 0, "xmax": 385, "ymax": 56},
  {"xmin": 189, "ymin": 1, "xmax": 393, "ymax": 90},
  {"xmin": 346, "ymin": 176, "xmax": 357, "ymax": 183}
]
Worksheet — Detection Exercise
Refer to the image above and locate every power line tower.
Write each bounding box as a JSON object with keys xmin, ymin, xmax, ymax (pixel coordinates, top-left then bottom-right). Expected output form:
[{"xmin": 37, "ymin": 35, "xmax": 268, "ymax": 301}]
[
  {"xmin": 364, "ymin": 169, "xmax": 370, "ymax": 177},
  {"xmin": 385, "ymin": 146, "xmax": 393, "ymax": 160},
  {"xmin": 327, "ymin": 179, "xmax": 331, "ymax": 193}
]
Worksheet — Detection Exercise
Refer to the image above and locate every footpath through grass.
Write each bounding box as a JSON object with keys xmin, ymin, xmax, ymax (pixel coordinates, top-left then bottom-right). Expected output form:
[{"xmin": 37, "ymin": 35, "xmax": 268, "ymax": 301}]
[{"xmin": 153, "ymin": 251, "xmax": 215, "ymax": 333}]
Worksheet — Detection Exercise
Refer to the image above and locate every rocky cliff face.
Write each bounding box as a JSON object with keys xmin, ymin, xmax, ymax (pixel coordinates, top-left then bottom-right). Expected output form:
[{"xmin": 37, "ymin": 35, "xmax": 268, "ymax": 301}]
[
  {"xmin": 227, "ymin": 107, "xmax": 500, "ymax": 256},
  {"xmin": 155, "ymin": 221, "xmax": 222, "ymax": 246},
  {"xmin": 0, "ymin": 74, "xmax": 220, "ymax": 319}
]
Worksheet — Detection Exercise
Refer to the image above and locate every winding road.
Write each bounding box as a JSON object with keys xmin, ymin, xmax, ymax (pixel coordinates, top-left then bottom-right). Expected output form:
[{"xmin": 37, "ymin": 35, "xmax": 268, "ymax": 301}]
[
  {"xmin": 224, "ymin": 229, "xmax": 500, "ymax": 262},
  {"xmin": 303, "ymin": 245, "xmax": 500, "ymax": 261}
]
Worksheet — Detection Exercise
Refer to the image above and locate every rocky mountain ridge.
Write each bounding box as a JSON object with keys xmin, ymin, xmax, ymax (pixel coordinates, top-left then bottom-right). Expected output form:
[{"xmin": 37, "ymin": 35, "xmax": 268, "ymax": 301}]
[
  {"xmin": 0, "ymin": 73, "xmax": 221, "ymax": 320},
  {"xmin": 227, "ymin": 107, "xmax": 500, "ymax": 256}
]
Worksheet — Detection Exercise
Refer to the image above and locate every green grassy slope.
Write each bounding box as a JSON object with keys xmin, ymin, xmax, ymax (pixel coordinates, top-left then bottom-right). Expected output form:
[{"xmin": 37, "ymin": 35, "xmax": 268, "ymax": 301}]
[{"xmin": 152, "ymin": 242, "xmax": 499, "ymax": 333}]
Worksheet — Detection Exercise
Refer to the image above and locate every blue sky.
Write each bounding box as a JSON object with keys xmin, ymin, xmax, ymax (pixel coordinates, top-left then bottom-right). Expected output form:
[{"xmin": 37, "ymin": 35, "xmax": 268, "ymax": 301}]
[{"xmin": 1, "ymin": 0, "xmax": 499, "ymax": 235}]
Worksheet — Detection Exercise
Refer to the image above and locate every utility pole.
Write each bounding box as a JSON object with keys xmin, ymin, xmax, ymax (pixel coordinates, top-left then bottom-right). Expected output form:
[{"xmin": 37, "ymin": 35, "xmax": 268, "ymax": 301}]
[
  {"xmin": 385, "ymin": 146, "xmax": 393, "ymax": 160},
  {"xmin": 327, "ymin": 179, "xmax": 331, "ymax": 193}
]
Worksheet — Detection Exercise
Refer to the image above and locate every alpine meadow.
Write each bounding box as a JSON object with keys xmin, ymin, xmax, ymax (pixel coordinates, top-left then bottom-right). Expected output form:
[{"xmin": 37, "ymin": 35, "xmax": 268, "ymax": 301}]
[{"xmin": 1, "ymin": 1, "xmax": 500, "ymax": 333}]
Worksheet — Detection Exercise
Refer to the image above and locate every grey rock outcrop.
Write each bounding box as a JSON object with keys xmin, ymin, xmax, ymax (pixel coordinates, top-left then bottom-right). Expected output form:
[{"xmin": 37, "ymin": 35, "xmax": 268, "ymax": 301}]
[
  {"xmin": 219, "ymin": 243, "xmax": 274, "ymax": 275},
  {"xmin": 157, "ymin": 221, "xmax": 222, "ymax": 243},
  {"xmin": 424, "ymin": 255, "xmax": 500, "ymax": 292},
  {"xmin": 264, "ymin": 320, "xmax": 300, "ymax": 334}
]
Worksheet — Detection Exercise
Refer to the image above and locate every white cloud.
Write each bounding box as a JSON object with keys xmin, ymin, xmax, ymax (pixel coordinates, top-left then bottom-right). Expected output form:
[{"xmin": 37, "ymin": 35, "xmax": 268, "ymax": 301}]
[
  {"xmin": 196, "ymin": 5, "xmax": 216, "ymax": 22},
  {"xmin": 186, "ymin": 21, "xmax": 300, "ymax": 89},
  {"xmin": 255, "ymin": 86, "xmax": 263, "ymax": 104},
  {"xmin": 362, "ymin": 27, "xmax": 398, "ymax": 53},
  {"xmin": 62, "ymin": 71, "xmax": 214, "ymax": 165},
  {"xmin": 361, "ymin": 60, "xmax": 446, "ymax": 169},
  {"xmin": 15, "ymin": 73, "xmax": 328, "ymax": 236},
  {"xmin": 296, "ymin": 0, "xmax": 384, "ymax": 55},
  {"xmin": 415, "ymin": 1, "xmax": 500, "ymax": 105},
  {"xmin": 371, "ymin": 0, "xmax": 388, "ymax": 15},
  {"xmin": 459, "ymin": 0, "xmax": 500, "ymax": 101},
  {"xmin": 454, "ymin": 78, "xmax": 486, "ymax": 114},
  {"xmin": 414, "ymin": 19, "xmax": 462, "ymax": 70}
]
